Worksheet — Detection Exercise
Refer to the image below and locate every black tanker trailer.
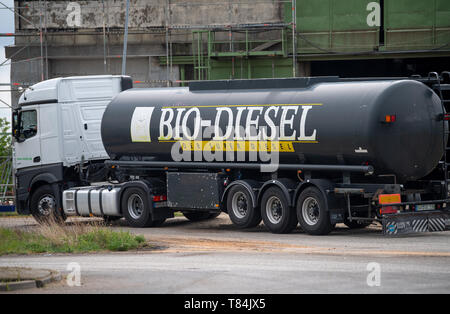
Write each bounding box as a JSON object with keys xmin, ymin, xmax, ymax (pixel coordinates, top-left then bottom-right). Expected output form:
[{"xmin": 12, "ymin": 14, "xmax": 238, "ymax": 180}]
[
  {"xmin": 64, "ymin": 74, "xmax": 450, "ymax": 235},
  {"xmin": 102, "ymin": 77, "xmax": 444, "ymax": 183}
]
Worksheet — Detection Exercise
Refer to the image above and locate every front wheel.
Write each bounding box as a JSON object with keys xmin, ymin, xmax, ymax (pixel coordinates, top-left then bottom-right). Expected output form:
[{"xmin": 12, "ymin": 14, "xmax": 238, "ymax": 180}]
[
  {"xmin": 296, "ymin": 187, "xmax": 332, "ymax": 235},
  {"xmin": 122, "ymin": 188, "xmax": 165, "ymax": 228},
  {"xmin": 30, "ymin": 185, "xmax": 66, "ymax": 224}
]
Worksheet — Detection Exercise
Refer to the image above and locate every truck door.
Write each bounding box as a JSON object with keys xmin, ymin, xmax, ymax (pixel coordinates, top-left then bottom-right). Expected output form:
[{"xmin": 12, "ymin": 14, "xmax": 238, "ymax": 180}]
[
  {"xmin": 61, "ymin": 104, "xmax": 84, "ymax": 165},
  {"xmin": 38, "ymin": 103, "xmax": 61, "ymax": 165},
  {"xmin": 77, "ymin": 102, "xmax": 109, "ymax": 160},
  {"xmin": 13, "ymin": 107, "xmax": 42, "ymax": 169}
]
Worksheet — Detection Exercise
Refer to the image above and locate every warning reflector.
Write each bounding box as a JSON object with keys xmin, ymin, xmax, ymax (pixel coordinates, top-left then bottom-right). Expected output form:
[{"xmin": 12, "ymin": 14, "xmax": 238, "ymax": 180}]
[{"xmin": 378, "ymin": 194, "xmax": 401, "ymax": 204}]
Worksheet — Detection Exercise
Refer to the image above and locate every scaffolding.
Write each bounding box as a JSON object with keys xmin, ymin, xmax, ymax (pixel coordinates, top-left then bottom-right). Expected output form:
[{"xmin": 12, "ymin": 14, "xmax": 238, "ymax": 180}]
[
  {"xmin": 1, "ymin": 0, "xmax": 450, "ymax": 89},
  {"xmin": 191, "ymin": 25, "xmax": 290, "ymax": 81},
  {"xmin": 0, "ymin": 0, "xmax": 297, "ymax": 88},
  {"xmin": 0, "ymin": 156, "xmax": 14, "ymax": 212}
]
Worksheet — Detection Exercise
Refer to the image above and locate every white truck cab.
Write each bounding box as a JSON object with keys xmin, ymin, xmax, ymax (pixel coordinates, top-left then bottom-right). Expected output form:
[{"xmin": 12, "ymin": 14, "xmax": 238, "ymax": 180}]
[{"xmin": 12, "ymin": 75, "xmax": 132, "ymax": 218}]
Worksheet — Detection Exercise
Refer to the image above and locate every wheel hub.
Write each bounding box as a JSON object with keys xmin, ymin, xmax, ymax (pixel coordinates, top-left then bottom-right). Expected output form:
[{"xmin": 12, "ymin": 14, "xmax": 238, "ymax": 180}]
[
  {"xmin": 232, "ymin": 192, "xmax": 248, "ymax": 219},
  {"xmin": 128, "ymin": 194, "xmax": 144, "ymax": 219},
  {"xmin": 38, "ymin": 195, "xmax": 55, "ymax": 216},
  {"xmin": 302, "ymin": 197, "xmax": 320, "ymax": 226},
  {"xmin": 266, "ymin": 196, "xmax": 283, "ymax": 224}
]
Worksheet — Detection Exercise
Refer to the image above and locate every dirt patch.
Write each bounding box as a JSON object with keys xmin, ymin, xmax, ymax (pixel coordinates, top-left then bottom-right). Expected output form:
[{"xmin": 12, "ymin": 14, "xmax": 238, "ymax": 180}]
[
  {"xmin": 148, "ymin": 235, "xmax": 450, "ymax": 257},
  {"xmin": 156, "ymin": 236, "xmax": 311, "ymax": 252}
]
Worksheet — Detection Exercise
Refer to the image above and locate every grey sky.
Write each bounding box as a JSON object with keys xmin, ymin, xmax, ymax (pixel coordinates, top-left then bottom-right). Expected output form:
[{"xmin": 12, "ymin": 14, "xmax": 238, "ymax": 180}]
[{"xmin": 0, "ymin": 0, "xmax": 15, "ymax": 123}]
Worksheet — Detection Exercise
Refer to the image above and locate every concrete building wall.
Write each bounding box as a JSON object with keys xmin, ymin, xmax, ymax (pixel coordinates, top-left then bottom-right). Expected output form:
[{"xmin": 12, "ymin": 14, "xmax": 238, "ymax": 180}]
[{"xmin": 17, "ymin": 0, "xmax": 282, "ymax": 30}]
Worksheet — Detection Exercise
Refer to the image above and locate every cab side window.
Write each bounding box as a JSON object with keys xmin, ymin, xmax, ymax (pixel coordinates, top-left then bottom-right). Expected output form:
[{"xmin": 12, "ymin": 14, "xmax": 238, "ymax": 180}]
[{"xmin": 19, "ymin": 110, "xmax": 38, "ymax": 141}]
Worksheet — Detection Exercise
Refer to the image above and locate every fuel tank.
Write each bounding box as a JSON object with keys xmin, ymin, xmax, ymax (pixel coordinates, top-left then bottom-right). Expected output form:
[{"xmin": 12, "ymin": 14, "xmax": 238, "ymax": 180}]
[{"xmin": 101, "ymin": 78, "xmax": 446, "ymax": 182}]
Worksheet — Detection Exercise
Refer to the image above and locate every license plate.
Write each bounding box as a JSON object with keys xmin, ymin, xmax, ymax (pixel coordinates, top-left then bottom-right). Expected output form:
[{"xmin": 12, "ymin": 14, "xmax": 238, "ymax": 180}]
[{"xmin": 415, "ymin": 204, "xmax": 435, "ymax": 212}]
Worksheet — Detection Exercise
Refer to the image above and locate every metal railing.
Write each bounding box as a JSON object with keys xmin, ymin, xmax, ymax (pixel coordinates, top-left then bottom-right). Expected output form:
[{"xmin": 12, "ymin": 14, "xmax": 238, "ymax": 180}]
[{"xmin": 0, "ymin": 156, "xmax": 13, "ymax": 202}]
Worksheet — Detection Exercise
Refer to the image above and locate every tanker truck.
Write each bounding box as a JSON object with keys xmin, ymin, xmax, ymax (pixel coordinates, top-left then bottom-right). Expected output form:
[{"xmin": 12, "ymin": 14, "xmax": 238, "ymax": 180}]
[{"xmin": 12, "ymin": 73, "xmax": 450, "ymax": 235}]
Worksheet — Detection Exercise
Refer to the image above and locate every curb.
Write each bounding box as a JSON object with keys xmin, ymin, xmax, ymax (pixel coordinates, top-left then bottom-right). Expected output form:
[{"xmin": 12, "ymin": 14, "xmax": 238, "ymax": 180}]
[
  {"xmin": 36, "ymin": 271, "xmax": 62, "ymax": 288},
  {"xmin": 0, "ymin": 270, "xmax": 62, "ymax": 292}
]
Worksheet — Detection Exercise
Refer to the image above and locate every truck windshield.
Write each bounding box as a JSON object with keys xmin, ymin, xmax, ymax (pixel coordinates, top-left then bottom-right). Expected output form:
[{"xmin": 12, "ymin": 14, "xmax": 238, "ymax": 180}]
[{"xmin": 17, "ymin": 110, "xmax": 37, "ymax": 141}]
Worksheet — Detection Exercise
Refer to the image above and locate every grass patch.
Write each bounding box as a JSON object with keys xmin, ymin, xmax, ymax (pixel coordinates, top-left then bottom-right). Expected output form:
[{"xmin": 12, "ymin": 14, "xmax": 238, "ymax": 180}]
[
  {"xmin": 0, "ymin": 222, "xmax": 147, "ymax": 255},
  {"xmin": 0, "ymin": 212, "xmax": 20, "ymax": 217}
]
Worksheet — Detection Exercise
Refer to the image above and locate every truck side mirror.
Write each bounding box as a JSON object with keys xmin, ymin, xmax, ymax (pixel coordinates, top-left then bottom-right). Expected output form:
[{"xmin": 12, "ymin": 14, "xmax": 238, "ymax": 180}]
[{"xmin": 12, "ymin": 111, "xmax": 23, "ymax": 143}]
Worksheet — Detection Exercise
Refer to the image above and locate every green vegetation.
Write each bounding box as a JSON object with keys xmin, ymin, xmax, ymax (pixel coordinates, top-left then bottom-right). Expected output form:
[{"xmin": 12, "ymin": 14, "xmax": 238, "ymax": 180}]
[
  {"xmin": 0, "ymin": 117, "xmax": 13, "ymax": 202},
  {"xmin": 0, "ymin": 117, "xmax": 11, "ymax": 158},
  {"xmin": 0, "ymin": 223, "xmax": 147, "ymax": 255},
  {"xmin": 0, "ymin": 212, "xmax": 19, "ymax": 217}
]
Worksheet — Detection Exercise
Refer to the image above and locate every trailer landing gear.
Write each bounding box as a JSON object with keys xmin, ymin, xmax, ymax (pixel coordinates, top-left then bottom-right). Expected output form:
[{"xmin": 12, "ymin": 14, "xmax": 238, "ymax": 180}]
[{"xmin": 183, "ymin": 212, "xmax": 220, "ymax": 222}]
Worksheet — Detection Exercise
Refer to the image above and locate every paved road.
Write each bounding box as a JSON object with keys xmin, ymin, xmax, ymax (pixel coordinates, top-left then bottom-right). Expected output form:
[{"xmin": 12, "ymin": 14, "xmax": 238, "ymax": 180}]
[{"xmin": 0, "ymin": 215, "xmax": 449, "ymax": 293}]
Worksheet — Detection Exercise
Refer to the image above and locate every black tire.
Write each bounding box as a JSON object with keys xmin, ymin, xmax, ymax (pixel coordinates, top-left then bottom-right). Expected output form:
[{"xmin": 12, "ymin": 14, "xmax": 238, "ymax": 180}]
[
  {"xmin": 30, "ymin": 185, "xmax": 66, "ymax": 224},
  {"xmin": 226, "ymin": 185, "xmax": 261, "ymax": 228},
  {"xmin": 344, "ymin": 219, "xmax": 371, "ymax": 229},
  {"xmin": 183, "ymin": 211, "xmax": 220, "ymax": 222},
  {"xmin": 121, "ymin": 188, "xmax": 165, "ymax": 228},
  {"xmin": 296, "ymin": 187, "xmax": 333, "ymax": 235},
  {"xmin": 260, "ymin": 187, "xmax": 297, "ymax": 234}
]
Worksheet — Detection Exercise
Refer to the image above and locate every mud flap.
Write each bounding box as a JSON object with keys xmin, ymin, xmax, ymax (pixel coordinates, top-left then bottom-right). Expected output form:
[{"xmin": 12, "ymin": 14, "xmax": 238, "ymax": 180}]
[{"xmin": 383, "ymin": 212, "xmax": 450, "ymax": 235}]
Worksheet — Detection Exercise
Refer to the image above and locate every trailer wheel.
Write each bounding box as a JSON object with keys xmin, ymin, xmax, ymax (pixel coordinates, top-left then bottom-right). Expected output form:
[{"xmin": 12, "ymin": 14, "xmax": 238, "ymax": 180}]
[
  {"xmin": 260, "ymin": 187, "xmax": 297, "ymax": 234},
  {"xmin": 122, "ymin": 188, "xmax": 164, "ymax": 228},
  {"xmin": 183, "ymin": 212, "xmax": 220, "ymax": 222},
  {"xmin": 226, "ymin": 185, "xmax": 261, "ymax": 228},
  {"xmin": 296, "ymin": 187, "xmax": 332, "ymax": 235},
  {"xmin": 30, "ymin": 185, "xmax": 66, "ymax": 224}
]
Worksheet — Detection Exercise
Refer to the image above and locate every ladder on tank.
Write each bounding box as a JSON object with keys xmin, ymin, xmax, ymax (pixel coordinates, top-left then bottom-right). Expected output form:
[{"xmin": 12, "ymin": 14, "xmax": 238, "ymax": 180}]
[{"xmin": 431, "ymin": 72, "xmax": 450, "ymax": 198}]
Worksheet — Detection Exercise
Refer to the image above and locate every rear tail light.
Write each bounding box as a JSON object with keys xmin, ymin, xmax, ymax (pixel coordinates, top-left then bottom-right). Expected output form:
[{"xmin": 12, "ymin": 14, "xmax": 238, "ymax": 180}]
[
  {"xmin": 384, "ymin": 115, "xmax": 396, "ymax": 123},
  {"xmin": 380, "ymin": 206, "xmax": 398, "ymax": 215},
  {"xmin": 378, "ymin": 194, "xmax": 401, "ymax": 215},
  {"xmin": 153, "ymin": 195, "xmax": 167, "ymax": 202}
]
